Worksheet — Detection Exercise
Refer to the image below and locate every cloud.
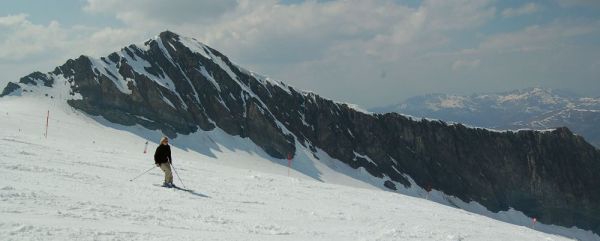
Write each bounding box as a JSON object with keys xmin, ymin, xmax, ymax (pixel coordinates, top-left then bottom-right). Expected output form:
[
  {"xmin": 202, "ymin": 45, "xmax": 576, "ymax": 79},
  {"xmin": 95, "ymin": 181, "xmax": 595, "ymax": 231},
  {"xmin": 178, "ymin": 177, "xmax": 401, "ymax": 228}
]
[
  {"xmin": 420, "ymin": 0, "xmax": 496, "ymax": 31},
  {"xmin": 502, "ymin": 3, "xmax": 540, "ymax": 18},
  {"xmin": 0, "ymin": 13, "xmax": 148, "ymax": 87},
  {"xmin": 0, "ymin": 14, "xmax": 138, "ymax": 61},
  {"xmin": 198, "ymin": 0, "xmax": 420, "ymax": 63},
  {"xmin": 84, "ymin": 0, "xmax": 238, "ymax": 27},
  {"xmin": 0, "ymin": 14, "xmax": 70, "ymax": 87},
  {"xmin": 83, "ymin": 27, "xmax": 147, "ymax": 56},
  {"xmin": 80, "ymin": 0, "xmax": 497, "ymax": 63},
  {"xmin": 0, "ymin": 13, "xmax": 28, "ymax": 26},
  {"xmin": 452, "ymin": 59, "xmax": 481, "ymax": 71},
  {"xmin": 0, "ymin": 14, "xmax": 67, "ymax": 60},
  {"xmin": 556, "ymin": 0, "xmax": 600, "ymax": 8},
  {"xmin": 477, "ymin": 20, "xmax": 600, "ymax": 54},
  {"xmin": 432, "ymin": 19, "xmax": 600, "ymax": 99}
]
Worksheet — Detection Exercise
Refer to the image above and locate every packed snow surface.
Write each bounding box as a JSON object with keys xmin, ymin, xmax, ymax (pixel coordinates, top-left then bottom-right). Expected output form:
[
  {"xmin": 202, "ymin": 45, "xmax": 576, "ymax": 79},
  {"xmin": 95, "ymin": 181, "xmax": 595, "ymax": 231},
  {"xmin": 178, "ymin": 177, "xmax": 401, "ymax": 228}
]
[{"xmin": 0, "ymin": 97, "xmax": 577, "ymax": 240}]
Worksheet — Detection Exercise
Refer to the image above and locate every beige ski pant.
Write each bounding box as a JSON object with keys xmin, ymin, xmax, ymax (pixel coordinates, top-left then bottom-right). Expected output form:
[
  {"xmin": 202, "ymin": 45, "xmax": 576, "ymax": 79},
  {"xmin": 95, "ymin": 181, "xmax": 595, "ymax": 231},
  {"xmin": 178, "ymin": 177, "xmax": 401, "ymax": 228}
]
[{"xmin": 159, "ymin": 163, "xmax": 173, "ymax": 184}]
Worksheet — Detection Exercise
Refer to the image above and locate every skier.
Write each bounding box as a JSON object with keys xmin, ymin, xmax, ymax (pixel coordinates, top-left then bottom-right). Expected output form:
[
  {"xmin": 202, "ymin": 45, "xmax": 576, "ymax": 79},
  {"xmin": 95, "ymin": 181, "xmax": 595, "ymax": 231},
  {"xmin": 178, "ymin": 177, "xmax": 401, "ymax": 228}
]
[{"xmin": 154, "ymin": 136, "xmax": 174, "ymax": 188}]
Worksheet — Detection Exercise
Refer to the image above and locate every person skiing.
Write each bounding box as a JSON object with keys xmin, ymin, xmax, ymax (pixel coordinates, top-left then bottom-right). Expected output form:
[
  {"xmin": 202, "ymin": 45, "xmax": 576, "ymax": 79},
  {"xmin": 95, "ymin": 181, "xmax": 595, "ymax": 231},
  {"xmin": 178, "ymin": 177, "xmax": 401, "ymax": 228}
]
[{"xmin": 154, "ymin": 136, "xmax": 174, "ymax": 188}]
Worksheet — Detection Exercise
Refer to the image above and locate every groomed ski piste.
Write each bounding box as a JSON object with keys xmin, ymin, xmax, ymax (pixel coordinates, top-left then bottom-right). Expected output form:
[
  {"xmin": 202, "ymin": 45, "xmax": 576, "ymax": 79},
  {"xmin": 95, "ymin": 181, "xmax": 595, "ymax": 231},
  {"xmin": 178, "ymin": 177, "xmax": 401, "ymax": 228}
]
[{"xmin": 0, "ymin": 90, "xmax": 596, "ymax": 240}]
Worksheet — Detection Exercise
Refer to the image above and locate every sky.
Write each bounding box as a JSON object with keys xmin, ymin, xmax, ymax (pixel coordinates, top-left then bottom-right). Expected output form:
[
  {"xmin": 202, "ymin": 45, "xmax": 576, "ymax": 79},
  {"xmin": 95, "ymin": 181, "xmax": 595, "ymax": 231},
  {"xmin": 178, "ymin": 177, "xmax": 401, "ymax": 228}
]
[{"xmin": 0, "ymin": 0, "xmax": 599, "ymax": 108}]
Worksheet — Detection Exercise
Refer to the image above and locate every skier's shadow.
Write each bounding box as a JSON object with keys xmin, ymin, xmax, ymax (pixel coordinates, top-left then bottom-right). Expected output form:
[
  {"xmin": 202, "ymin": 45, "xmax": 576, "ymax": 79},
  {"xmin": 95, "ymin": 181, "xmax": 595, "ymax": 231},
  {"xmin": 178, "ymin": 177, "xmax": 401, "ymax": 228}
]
[
  {"xmin": 177, "ymin": 188, "xmax": 210, "ymax": 198},
  {"xmin": 188, "ymin": 191, "xmax": 210, "ymax": 198}
]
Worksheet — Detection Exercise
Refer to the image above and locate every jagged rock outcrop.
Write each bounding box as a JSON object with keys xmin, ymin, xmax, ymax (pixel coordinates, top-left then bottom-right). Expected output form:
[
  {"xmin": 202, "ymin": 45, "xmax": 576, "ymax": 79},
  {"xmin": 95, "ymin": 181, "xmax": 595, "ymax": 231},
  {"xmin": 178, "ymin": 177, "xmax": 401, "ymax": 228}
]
[{"xmin": 2, "ymin": 31, "xmax": 599, "ymax": 234}]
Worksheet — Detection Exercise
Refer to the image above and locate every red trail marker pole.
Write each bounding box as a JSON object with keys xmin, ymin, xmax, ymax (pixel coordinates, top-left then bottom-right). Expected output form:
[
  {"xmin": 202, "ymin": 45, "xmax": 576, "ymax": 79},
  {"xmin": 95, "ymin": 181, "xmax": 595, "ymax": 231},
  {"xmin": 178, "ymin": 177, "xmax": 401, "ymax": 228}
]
[
  {"xmin": 45, "ymin": 110, "xmax": 49, "ymax": 139},
  {"xmin": 143, "ymin": 141, "xmax": 149, "ymax": 154},
  {"xmin": 287, "ymin": 153, "xmax": 292, "ymax": 177}
]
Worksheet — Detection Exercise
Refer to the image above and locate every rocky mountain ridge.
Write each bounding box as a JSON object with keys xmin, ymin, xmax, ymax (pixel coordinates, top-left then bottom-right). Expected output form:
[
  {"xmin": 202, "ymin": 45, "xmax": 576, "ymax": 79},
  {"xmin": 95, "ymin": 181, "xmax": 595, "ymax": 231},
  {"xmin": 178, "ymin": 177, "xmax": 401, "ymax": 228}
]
[{"xmin": 2, "ymin": 31, "xmax": 599, "ymax": 236}]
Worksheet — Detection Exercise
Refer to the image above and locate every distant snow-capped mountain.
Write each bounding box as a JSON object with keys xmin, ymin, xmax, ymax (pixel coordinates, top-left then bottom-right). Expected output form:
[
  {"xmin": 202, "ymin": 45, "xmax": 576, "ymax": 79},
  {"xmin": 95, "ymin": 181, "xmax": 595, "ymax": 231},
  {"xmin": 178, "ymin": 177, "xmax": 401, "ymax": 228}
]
[
  {"xmin": 371, "ymin": 88, "xmax": 600, "ymax": 147},
  {"xmin": 2, "ymin": 31, "xmax": 600, "ymax": 238}
]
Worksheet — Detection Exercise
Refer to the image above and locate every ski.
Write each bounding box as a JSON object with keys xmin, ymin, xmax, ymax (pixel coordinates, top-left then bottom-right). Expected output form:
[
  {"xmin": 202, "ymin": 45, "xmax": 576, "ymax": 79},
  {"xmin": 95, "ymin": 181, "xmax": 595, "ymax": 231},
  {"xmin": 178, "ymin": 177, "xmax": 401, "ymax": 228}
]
[{"xmin": 153, "ymin": 184, "xmax": 193, "ymax": 192}]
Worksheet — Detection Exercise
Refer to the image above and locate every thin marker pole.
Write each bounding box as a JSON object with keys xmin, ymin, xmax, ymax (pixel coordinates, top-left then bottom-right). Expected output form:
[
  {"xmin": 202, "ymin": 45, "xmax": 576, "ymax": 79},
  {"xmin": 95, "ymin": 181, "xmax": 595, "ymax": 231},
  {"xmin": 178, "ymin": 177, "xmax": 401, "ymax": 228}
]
[
  {"xmin": 45, "ymin": 110, "xmax": 49, "ymax": 138},
  {"xmin": 143, "ymin": 141, "xmax": 149, "ymax": 154},
  {"xmin": 287, "ymin": 153, "xmax": 292, "ymax": 177}
]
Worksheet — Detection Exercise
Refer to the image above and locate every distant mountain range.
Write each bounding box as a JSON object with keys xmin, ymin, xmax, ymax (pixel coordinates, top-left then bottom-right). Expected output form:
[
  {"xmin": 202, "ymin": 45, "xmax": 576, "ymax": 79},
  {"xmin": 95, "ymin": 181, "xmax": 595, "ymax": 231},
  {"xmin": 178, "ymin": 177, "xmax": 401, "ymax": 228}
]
[
  {"xmin": 2, "ymin": 31, "xmax": 600, "ymax": 236},
  {"xmin": 371, "ymin": 88, "xmax": 600, "ymax": 148}
]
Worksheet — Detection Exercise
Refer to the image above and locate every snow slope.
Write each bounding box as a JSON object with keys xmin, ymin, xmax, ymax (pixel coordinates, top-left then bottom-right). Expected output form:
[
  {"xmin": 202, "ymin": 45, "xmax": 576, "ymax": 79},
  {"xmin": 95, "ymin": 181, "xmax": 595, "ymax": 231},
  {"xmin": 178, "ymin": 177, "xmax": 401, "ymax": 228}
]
[{"xmin": 0, "ymin": 96, "xmax": 580, "ymax": 240}]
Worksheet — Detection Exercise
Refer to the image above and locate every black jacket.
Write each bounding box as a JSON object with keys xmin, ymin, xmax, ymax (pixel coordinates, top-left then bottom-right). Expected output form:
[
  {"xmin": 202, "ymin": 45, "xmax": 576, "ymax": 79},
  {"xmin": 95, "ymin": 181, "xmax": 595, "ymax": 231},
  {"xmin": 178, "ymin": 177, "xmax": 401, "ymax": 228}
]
[{"xmin": 154, "ymin": 144, "xmax": 172, "ymax": 164}]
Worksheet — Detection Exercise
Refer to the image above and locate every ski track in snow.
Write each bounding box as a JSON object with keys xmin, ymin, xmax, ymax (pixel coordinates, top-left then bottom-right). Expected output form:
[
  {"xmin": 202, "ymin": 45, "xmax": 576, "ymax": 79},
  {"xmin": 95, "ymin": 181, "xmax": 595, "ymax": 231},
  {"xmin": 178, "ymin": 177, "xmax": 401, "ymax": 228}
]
[{"xmin": 0, "ymin": 96, "xmax": 578, "ymax": 241}]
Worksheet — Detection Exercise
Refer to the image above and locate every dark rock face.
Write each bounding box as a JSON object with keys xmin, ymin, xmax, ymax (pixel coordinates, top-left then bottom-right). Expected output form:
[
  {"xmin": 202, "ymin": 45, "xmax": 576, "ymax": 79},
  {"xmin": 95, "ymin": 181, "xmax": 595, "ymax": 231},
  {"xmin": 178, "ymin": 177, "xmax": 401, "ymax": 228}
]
[
  {"xmin": 384, "ymin": 180, "xmax": 397, "ymax": 190},
  {"xmin": 258, "ymin": 85, "xmax": 600, "ymax": 233},
  {"xmin": 0, "ymin": 82, "xmax": 20, "ymax": 97},
  {"xmin": 19, "ymin": 71, "xmax": 54, "ymax": 87},
  {"xmin": 29, "ymin": 31, "xmax": 294, "ymax": 159},
  {"xmin": 2, "ymin": 30, "xmax": 600, "ymax": 234}
]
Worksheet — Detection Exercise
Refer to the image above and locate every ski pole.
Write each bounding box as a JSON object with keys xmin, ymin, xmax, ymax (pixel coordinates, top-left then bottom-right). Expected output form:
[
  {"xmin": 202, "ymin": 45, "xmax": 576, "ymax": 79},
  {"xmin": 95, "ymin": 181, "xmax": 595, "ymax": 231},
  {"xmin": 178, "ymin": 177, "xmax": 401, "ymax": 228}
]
[
  {"xmin": 170, "ymin": 162, "xmax": 186, "ymax": 189},
  {"xmin": 129, "ymin": 166, "xmax": 156, "ymax": 182}
]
